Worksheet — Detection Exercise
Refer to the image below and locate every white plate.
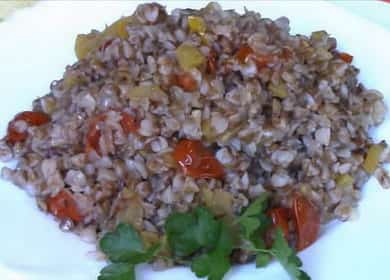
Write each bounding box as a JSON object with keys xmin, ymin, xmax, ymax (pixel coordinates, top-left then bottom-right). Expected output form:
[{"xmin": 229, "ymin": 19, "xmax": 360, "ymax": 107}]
[{"xmin": 1, "ymin": 1, "xmax": 390, "ymax": 280}]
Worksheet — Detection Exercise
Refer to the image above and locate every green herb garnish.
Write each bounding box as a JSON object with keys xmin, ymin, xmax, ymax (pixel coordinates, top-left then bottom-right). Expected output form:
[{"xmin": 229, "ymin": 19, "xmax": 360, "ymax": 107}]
[
  {"xmin": 236, "ymin": 192, "xmax": 271, "ymax": 239},
  {"xmin": 98, "ymin": 224, "xmax": 161, "ymax": 280},
  {"xmin": 98, "ymin": 263, "xmax": 135, "ymax": 280},
  {"xmin": 191, "ymin": 222, "xmax": 233, "ymax": 280},
  {"xmin": 244, "ymin": 228, "xmax": 310, "ymax": 280},
  {"xmin": 164, "ymin": 207, "xmax": 221, "ymax": 257},
  {"xmin": 97, "ymin": 193, "xmax": 311, "ymax": 280}
]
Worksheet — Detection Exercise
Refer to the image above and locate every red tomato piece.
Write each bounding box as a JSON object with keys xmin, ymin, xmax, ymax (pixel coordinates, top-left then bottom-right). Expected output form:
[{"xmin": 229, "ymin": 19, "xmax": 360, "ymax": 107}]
[
  {"xmin": 14, "ymin": 111, "xmax": 50, "ymax": 125},
  {"xmin": 86, "ymin": 112, "xmax": 138, "ymax": 154},
  {"xmin": 293, "ymin": 195, "xmax": 320, "ymax": 251},
  {"xmin": 85, "ymin": 114, "xmax": 106, "ymax": 154},
  {"xmin": 6, "ymin": 128, "xmax": 28, "ymax": 145},
  {"xmin": 120, "ymin": 112, "xmax": 139, "ymax": 134},
  {"xmin": 175, "ymin": 73, "xmax": 198, "ymax": 92},
  {"xmin": 338, "ymin": 52, "xmax": 353, "ymax": 63},
  {"xmin": 6, "ymin": 111, "xmax": 50, "ymax": 144},
  {"xmin": 173, "ymin": 139, "xmax": 224, "ymax": 179},
  {"xmin": 46, "ymin": 190, "xmax": 82, "ymax": 223},
  {"xmin": 253, "ymin": 54, "xmax": 274, "ymax": 69},
  {"xmin": 280, "ymin": 47, "xmax": 293, "ymax": 60},
  {"xmin": 267, "ymin": 207, "xmax": 290, "ymax": 239},
  {"xmin": 235, "ymin": 45, "xmax": 254, "ymax": 64},
  {"xmin": 207, "ymin": 49, "xmax": 217, "ymax": 75}
]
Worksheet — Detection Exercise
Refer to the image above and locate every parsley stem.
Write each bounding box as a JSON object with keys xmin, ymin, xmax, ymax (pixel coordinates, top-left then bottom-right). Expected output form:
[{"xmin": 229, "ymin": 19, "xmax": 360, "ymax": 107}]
[{"xmin": 240, "ymin": 246, "xmax": 275, "ymax": 255}]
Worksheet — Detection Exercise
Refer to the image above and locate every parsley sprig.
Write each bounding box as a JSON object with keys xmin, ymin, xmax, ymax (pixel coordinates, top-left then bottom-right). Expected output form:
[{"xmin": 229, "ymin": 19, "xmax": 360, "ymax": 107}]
[
  {"xmin": 97, "ymin": 193, "xmax": 311, "ymax": 280},
  {"xmin": 98, "ymin": 224, "xmax": 161, "ymax": 280}
]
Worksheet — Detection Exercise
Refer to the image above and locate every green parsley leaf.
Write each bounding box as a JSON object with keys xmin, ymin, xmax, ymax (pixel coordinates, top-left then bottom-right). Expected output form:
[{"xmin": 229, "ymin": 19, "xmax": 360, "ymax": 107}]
[
  {"xmin": 208, "ymin": 254, "xmax": 231, "ymax": 280},
  {"xmin": 238, "ymin": 192, "xmax": 270, "ymax": 220},
  {"xmin": 196, "ymin": 207, "xmax": 221, "ymax": 247},
  {"xmin": 255, "ymin": 252, "xmax": 272, "ymax": 268},
  {"xmin": 192, "ymin": 251, "xmax": 231, "ymax": 280},
  {"xmin": 99, "ymin": 223, "xmax": 160, "ymax": 264},
  {"xmin": 214, "ymin": 222, "xmax": 233, "ymax": 255},
  {"xmin": 236, "ymin": 193, "xmax": 271, "ymax": 244},
  {"xmin": 191, "ymin": 254, "xmax": 210, "ymax": 278},
  {"xmin": 97, "ymin": 263, "xmax": 135, "ymax": 280},
  {"xmin": 139, "ymin": 243, "xmax": 162, "ymax": 262},
  {"xmin": 238, "ymin": 217, "xmax": 260, "ymax": 239},
  {"xmin": 235, "ymin": 194, "xmax": 312, "ymax": 280},
  {"xmin": 165, "ymin": 207, "xmax": 220, "ymax": 257},
  {"xmin": 271, "ymin": 228, "xmax": 311, "ymax": 280},
  {"xmin": 191, "ymin": 222, "xmax": 233, "ymax": 280}
]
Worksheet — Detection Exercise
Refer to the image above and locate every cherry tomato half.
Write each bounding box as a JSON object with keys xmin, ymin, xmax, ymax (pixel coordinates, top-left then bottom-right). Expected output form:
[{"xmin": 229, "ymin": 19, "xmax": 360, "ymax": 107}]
[
  {"xmin": 120, "ymin": 112, "xmax": 139, "ymax": 134},
  {"xmin": 46, "ymin": 190, "xmax": 82, "ymax": 223},
  {"xmin": 175, "ymin": 73, "xmax": 198, "ymax": 92},
  {"xmin": 253, "ymin": 54, "xmax": 275, "ymax": 69},
  {"xmin": 293, "ymin": 195, "xmax": 320, "ymax": 251},
  {"xmin": 6, "ymin": 111, "xmax": 50, "ymax": 144},
  {"xmin": 206, "ymin": 49, "xmax": 217, "ymax": 75},
  {"xmin": 235, "ymin": 44, "xmax": 275, "ymax": 69},
  {"xmin": 267, "ymin": 207, "xmax": 290, "ymax": 239},
  {"xmin": 338, "ymin": 52, "xmax": 353, "ymax": 63},
  {"xmin": 173, "ymin": 139, "xmax": 224, "ymax": 179},
  {"xmin": 235, "ymin": 45, "xmax": 253, "ymax": 64},
  {"xmin": 85, "ymin": 114, "xmax": 106, "ymax": 154},
  {"xmin": 85, "ymin": 111, "xmax": 138, "ymax": 154}
]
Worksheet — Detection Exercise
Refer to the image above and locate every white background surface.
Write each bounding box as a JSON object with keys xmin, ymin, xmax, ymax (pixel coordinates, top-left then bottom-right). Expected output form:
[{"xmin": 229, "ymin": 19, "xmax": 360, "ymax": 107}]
[{"xmin": 1, "ymin": 1, "xmax": 390, "ymax": 280}]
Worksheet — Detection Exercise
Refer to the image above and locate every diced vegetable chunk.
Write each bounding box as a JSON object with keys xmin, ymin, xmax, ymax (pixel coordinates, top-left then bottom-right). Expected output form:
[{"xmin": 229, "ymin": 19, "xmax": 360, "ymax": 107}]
[
  {"xmin": 103, "ymin": 16, "xmax": 135, "ymax": 39},
  {"xmin": 269, "ymin": 83, "xmax": 288, "ymax": 99},
  {"xmin": 202, "ymin": 119, "xmax": 217, "ymax": 142},
  {"xmin": 363, "ymin": 143, "xmax": 385, "ymax": 174},
  {"xmin": 63, "ymin": 73, "xmax": 84, "ymax": 91},
  {"xmin": 335, "ymin": 174, "xmax": 354, "ymax": 188},
  {"xmin": 188, "ymin": 16, "xmax": 206, "ymax": 34},
  {"xmin": 127, "ymin": 85, "xmax": 168, "ymax": 103},
  {"xmin": 176, "ymin": 43, "xmax": 205, "ymax": 70},
  {"xmin": 201, "ymin": 188, "xmax": 233, "ymax": 217},
  {"xmin": 75, "ymin": 33, "xmax": 100, "ymax": 60}
]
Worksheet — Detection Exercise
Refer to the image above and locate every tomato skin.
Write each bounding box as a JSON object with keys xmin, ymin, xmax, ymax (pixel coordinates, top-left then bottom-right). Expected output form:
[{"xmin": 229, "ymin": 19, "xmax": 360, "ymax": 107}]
[
  {"xmin": 280, "ymin": 47, "xmax": 293, "ymax": 60},
  {"xmin": 206, "ymin": 49, "xmax": 217, "ymax": 75},
  {"xmin": 14, "ymin": 111, "xmax": 50, "ymax": 125},
  {"xmin": 293, "ymin": 195, "xmax": 320, "ymax": 251},
  {"xmin": 6, "ymin": 129, "xmax": 28, "ymax": 145},
  {"xmin": 235, "ymin": 44, "xmax": 275, "ymax": 69},
  {"xmin": 253, "ymin": 54, "xmax": 274, "ymax": 69},
  {"xmin": 120, "ymin": 112, "xmax": 139, "ymax": 134},
  {"xmin": 85, "ymin": 111, "xmax": 138, "ymax": 154},
  {"xmin": 235, "ymin": 45, "xmax": 253, "ymax": 64},
  {"xmin": 85, "ymin": 114, "xmax": 106, "ymax": 154},
  {"xmin": 175, "ymin": 73, "xmax": 198, "ymax": 92},
  {"xmin": 46, "ymin": 190, "xmax": 82, "ymax": 223},
  {"xmin": 173, "ymin": 139, "xmax": 224, "ymax": 179},
  {"xmin": 267, "ymin": 207, "xmax": 290, "ymax": 238},
  {"xmin": 6, "ymin": 111, "xmax": 50, "ymax": 144},
  {"xmin": 338, "ymin": 52, "xmax": 353, "ymax": 63}
]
